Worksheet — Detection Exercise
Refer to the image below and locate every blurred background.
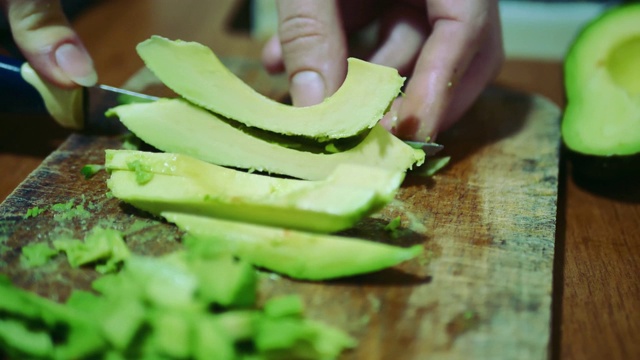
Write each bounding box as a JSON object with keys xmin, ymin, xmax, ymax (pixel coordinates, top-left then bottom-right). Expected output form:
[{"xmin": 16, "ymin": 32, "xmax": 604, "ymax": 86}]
[{"xmin": 0, "ymin": 0, "xmax": 628, "ymax": 62}]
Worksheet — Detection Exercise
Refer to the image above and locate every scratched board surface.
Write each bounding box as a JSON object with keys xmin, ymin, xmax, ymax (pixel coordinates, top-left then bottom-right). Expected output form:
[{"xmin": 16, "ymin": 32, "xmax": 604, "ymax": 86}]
[{"xmin": 0, "ymin": 61, "xmax": 561, "ymax": 359}]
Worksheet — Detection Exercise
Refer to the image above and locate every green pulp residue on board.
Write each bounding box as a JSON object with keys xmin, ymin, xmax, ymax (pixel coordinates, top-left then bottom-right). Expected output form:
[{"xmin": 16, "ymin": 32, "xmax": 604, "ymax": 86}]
[
  {"xmin": 23, "ymin": 206, "xmax": 47, "ymax": 219},
  {"xmin": 51, "ymin": 198, "xmax": 92, "ymax": 221},
  {"xmin": 126, "ymin": 160, "xmax": 154, "ymax": 185},
  {"xmin": 22, "ymin": 197, "xmax": 92, "ymax": 221},
  {"xmin": 80, "ymin": 164, "xmax": 105, "ymax": 179},
  {"xmin": 382, "ymin": 216, "xmax": 416, "ymax": 240}
]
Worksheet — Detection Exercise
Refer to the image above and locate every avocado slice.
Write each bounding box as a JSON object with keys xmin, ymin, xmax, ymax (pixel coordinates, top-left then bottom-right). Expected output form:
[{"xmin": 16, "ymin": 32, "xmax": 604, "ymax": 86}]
[
  {"xmin": 562, "ymin": 4, "xmax": 640, "ymax": 180},
  {"xmin": 136, "ymin": 35, "xmax": 405, "ymax": 140},
  {"xmin": 105, "ymin": 150, "xmax": 404, "ymax": 233},
  {"xmin": 106, "ymin": 98, "xmax": 425, "ymax": 180},
  {"xmin": 162, "ymin": 212, "xmax": 423, "ymax": 280}
]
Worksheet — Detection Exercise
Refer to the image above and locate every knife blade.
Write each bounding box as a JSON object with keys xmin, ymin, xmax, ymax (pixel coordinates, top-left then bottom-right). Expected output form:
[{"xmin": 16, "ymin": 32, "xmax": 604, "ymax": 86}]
[{"xmin": 1, "ymin": 54, "xmax": 443, "ymax": 155}]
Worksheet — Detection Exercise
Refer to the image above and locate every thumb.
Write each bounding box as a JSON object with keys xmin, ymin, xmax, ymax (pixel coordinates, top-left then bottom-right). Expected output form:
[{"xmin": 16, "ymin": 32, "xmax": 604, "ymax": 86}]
[
  {"xmin": 3, "ymin": 0, "xmax": 97, "ymax": 88},
  {"xmin": 275, "ymin": 0, "xmax": 347, "ymax": 107}
]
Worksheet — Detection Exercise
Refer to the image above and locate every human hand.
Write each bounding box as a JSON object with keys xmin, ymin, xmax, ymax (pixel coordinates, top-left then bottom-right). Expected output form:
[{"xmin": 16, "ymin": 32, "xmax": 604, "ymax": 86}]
[
  {"xmin": 262, "ymin": 0, "xmax": 504, "ymax": 141},
  {"xmin": 1, "ymin": 0, "xmax": 97, "ymax": 88}
]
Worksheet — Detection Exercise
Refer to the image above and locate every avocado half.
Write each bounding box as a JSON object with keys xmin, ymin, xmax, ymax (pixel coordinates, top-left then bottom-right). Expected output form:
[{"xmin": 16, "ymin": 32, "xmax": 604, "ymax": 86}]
[{"xmin": 562, "ymin": 4, "xmax": 640, "ymax": 181}]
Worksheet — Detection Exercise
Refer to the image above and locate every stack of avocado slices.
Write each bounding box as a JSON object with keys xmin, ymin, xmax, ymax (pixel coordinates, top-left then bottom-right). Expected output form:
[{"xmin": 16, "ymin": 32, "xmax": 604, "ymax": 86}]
[{"xmin": 104, "ymin": 35, "xmax": 427, "ymax": 281}]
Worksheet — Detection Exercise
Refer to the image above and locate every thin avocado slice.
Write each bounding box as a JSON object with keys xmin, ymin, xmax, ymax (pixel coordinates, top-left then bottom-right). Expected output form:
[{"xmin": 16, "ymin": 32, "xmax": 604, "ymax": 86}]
[
  {"xmin": 136, "ymin": 35, "xmax": 405, "ymax": 140},
  {"xmin": 105, "ymin": 150, "xmax": 404, "ymax": 233},
  {"xmin": 162, "ymin": 212, "xmax": 423, "ymax": 280},
  {"xmin": 562, "ymin": 4, "xmax": 640, "ymax": 157},
  {"xmin": 106, "ymin": 98, "xmax": 425, "ymax": 180}
]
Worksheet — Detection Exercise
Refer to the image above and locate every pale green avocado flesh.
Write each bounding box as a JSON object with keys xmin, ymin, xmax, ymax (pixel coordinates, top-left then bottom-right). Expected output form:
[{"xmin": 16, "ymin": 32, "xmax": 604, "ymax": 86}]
[
  {"xmin": 105, "ymin": 150, "xmax": 404, "ymax": 233},
  {"xmin": 106, "ymin": 99, "xmax": 425, "ymax": 181},
  {"xmin": 163, "ymin": 212, "xmax": 423, "ymax": 280},
  {"xmin": 562, "ymin": 4, "xmax": 640, "ymax": 157},
  {"xmin": 136, "ymin": 35, "xmax": 405, "ymax": 140}
]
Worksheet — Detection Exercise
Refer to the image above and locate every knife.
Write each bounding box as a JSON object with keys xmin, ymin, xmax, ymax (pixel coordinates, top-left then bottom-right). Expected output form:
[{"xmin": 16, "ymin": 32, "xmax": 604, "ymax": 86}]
[
  {"xmin": 0, "ymin": 54, "xmax": 156, "ymax": 135},
  {"xmin": 0, "ymin": 54, "xmax": 443, "ymax": 155}
]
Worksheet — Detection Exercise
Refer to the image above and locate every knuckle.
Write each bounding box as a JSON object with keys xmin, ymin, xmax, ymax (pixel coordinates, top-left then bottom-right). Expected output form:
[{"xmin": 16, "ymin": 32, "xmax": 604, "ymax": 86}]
[
  {"xmin": 8, "ymin": 0, "xmax": 65, "ymax": 32},
  {"xmin": 278, "ymin": 14, "xmax": 326, "ymax": 49}
]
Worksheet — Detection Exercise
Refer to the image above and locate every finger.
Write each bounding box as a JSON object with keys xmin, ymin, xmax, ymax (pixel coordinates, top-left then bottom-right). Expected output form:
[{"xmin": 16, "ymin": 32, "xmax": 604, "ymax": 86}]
[
  {"xmin": 2, "ymin": 0, "xmax": 97, "ymax": 88},
  {"xmin": 261, "ymin": 34, "xmax": 285, "ymax": 74},
  {"xmin": 368, "ymin": 2, "xmax": 428, "ymax": 76},
  {"xmin": 436, "ymin": 10, "xmax": 504, "ymax": 133},
  {"xmin": 275, "ymin": 0, "xmax": 347, "ymax": 107},
  {"xmin": 394, "ymin": 0, "xmax": 502, "ymax": 141}
]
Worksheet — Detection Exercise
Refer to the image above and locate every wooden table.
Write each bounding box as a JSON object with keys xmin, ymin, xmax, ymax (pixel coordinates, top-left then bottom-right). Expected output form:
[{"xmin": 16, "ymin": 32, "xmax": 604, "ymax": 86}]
[{"xmin": 1, "ymin": 1, "xmax": 638, "ymax": 359}]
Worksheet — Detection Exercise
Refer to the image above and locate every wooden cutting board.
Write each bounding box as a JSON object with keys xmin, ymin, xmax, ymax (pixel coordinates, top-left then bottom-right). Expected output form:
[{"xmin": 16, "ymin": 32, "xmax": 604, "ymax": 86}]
[{"xmin": 0, "ymin": 61, "xmax": 561, "ymax": 359}]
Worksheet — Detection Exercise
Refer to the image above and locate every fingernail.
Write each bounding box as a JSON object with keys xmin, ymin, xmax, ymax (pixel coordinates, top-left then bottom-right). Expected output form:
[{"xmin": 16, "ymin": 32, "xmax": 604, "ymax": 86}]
[
  {"xmin": 55, "ymin": 43, "xmax": 98, "ymax": 87},
  {"xmin": 290, "ymin": 71, "xmax": 325, "ymax": 107}
]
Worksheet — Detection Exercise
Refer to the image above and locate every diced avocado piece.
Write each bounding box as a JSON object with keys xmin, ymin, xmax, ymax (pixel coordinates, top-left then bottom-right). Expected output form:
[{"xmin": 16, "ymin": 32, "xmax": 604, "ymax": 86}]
[
  {"xmin": 255, "ymin": 317, "xmax": 357, "ymax": 359},
  {"xmin": 188, "ymin": 254, "xmax": 257, "ymax": 308},
  {"xmin": 0, "ymin": 319, "xmax": 53, "ymax": 358},
  {"xmin": 163, "ymin": 212, "xmax": 424, "ymax": 280},
  {"xmin": 53, "ymin": 227, "xmax": 131, "ymax": 273},
  {"xmin": 150, "ymin": 310, "xmax": 192, "ymax": 358},
  {"xmin": 20, "ymin": 242, "xmax": 58, "ymax": 267},
  {"xmin": 65, "ymin": 289, "xmax": 141, "ymax": 350},
  {"xmin": 106, "ymin": 150, "xmax": 403, "ymax": 233},
  {"xmin": 106, "ymin": 99, "xmax": 425, "ymax": 180},
  {"xmin": 192, "ymin": 315, "xmax": 236, "ymax": 360},
  {"xmin": 263, "ymin": 294, "xmax": 304, "ymax": 318},
  {"xmin": 99, "ymin": 298, "xmax": 147, "ymax": 350},
  {"xmin": 562, "ymin": 4, "xmax": 640, "ymax": 180},
  {"xmin": 0, "ymin": 276, "xmax": 107, "ymax": 358},
  {"xmin": 122, "ymin": 255, "xmax": 199, "ymax": 310},
  {"xmin": 136, "ymin": 35, "xmax": 405, "ymax": 140},
  {"xmin": 215, "ymin": 310, "xmax": 261, "ymax": 341}
]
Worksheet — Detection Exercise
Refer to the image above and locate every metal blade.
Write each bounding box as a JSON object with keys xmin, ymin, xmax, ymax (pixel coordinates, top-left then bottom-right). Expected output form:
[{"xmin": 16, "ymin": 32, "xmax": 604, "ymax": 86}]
[
  {"xmin": 404, "ymin": 141, "xmax": 445, "ymax": 157},
  {"xmin": 84, "ymin": 84, "xmax": 158, "ymax": 135}
]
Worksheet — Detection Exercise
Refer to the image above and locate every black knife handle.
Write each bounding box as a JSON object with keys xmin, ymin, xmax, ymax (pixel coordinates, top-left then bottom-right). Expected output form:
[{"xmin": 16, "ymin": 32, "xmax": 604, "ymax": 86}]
[{"xmin": 0, "ymin": 54, "xmax": 48, "ymax": 114}]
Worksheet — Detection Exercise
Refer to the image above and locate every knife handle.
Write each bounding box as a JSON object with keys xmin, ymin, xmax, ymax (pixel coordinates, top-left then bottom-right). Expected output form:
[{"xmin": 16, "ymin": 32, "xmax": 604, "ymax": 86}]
[
  {"xmin": 0, "ymin": 54, "xmax": 48, "ymax": 114},
  {"xmin": 0, "ymin": 54, "xmax": 85, "ymax": 129}
]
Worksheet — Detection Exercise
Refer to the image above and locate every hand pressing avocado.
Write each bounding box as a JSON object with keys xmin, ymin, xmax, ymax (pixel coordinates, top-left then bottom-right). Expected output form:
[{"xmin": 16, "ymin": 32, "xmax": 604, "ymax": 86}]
[{"xmin": 562, "ymin": 4, "xmax": 640, "ymax": 180}]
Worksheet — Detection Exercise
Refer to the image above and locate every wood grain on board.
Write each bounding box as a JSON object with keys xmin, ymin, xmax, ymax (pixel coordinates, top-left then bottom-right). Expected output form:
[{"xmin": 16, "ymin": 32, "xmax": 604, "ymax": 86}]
[{"xmin": 0, "ymin": 72, "xmax": 561, "ymax": 358}]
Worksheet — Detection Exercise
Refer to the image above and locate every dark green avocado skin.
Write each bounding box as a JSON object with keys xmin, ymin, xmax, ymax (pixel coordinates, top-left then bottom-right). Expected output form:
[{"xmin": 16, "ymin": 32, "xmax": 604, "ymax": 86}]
[
  {"xmin": 568, "ymin": 149, "xmax": 640, "ymax": 181},
  {"xmin": 567, "ymin": 146, "xmax": 640, "ymax": 200}
]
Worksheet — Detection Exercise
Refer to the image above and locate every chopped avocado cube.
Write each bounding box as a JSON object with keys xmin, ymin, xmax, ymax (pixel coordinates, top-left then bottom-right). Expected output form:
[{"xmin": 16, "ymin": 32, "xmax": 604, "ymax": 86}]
[
  {"xmin": 150, "ymin": 310, "xmax": 192, "ymax": 358},
  {"xmin": 0, "ymin": 319, "xmax": 53, "ymax": 357},
  {"xmin": 20, "ymin": 242, "xmax": 58, "ymax": 267},
  {"xmin": 263, "ymin": 294, "xmax": 304, "ymax": 318},
  {"xmin": 192, "ymin": 315, "xmax": 236, "ymax": 360},
  {"xmin": 53, "ymin": 227, "xmax": 130, "ymax": 273},
  {"xmin": 188, "ymin": 254, "xmax": 257, "ymax": 308},
  {"xmin": 255, "ymin": 317, "xmax": 357, "ymax": 359}
]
